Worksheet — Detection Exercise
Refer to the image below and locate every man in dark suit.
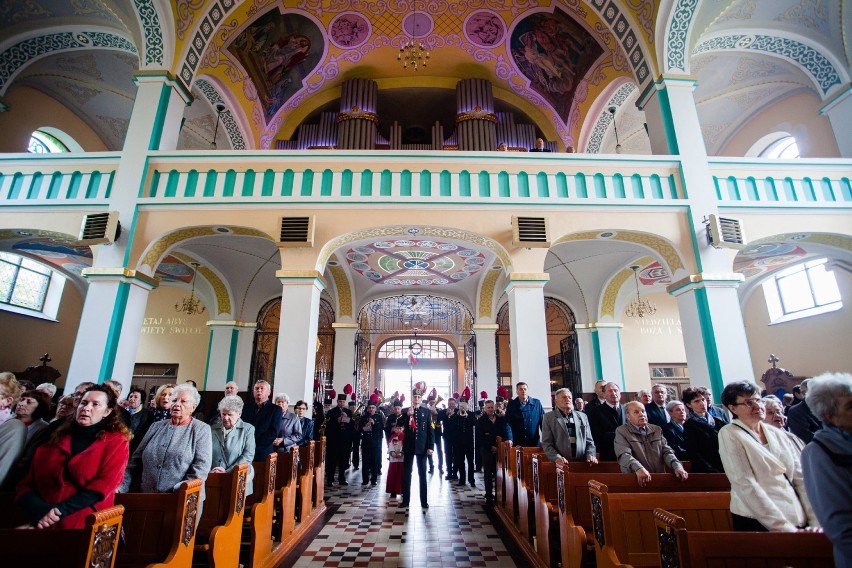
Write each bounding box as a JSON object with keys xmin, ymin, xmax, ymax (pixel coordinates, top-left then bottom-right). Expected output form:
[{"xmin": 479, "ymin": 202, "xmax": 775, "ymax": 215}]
[
  {"xmin": 325, "ymin": 392, "xmax": 354, "ymax": 486},
  {"xmin": 476, "ymin": 399, "xmax": 510, "ymax": 505},
  {"xmin": 587, "ymin": 381, "xmax": 624, "ymax": 461},
  {"xmin": 398, "ymin": 385, "xmax": 434, "ymax": 509},
  {"xmin": 359, "ymin": 397, "xmax": 384, "ymax": 486},
  {"xmin": 437, "ymin": 397, "xmax": 457, "ymax": 480},
  {"xmin": 645, "ymin": 384, "xmax": 670, "ymax": 427},
  {"xmin": 242, "ymin": 380, "xmax": 283, "ymax": 462},
  {"xmin": 786, "ymin": 379, "xmax": 822, "ymax": 443},
  {"xmin": 529, "ymin": 137, "xmax": 551, "ymax": 152},
  {"xmin": 662, "ymin": 400, "xmax": 688, "ymax": 460},
  {"xmin": 586, "ymin": 381, "xmax": 607, "ymax": 410}
]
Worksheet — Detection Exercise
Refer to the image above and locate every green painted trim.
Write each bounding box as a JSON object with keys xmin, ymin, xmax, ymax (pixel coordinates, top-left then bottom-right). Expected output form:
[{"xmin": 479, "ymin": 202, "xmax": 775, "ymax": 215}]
[
  {"xmin": 616, "ymin": 332, "xmax": 625, "ymax": 389},
  {"xmin": 694, "ymin": 287, "xmax": 724, "ymax": 399},
  {"xmin": 261, "ymin": 169, "xmax": 274, "ymax": 197},
  {"xmin": 655, "ymin": 85, "xmax": 680, "ymax": 155},
  {"xmin": 440, "ymin": 170, "xmax": 451, "ymax": 196},
  {"xmin": 203, "ymin": 328, "xmax": 214, "ymax": 391},
  {"xmin": 359, "ymin": 170, "xmax": 371, "ymax": 196},
  {"xmin": 341, "ymin": 169, "xmax": 353, "ymax": 196},
  {"xmin": 121, "ymin": 206, "xmax": 141, "ymax": 267},
  {"xmin": 98, "ymin": 281, "xmax": 131, "ymax": 382},
  {"xmin": 148, "ymin": 82, "xmax": 171, "ymax": 151},
  {"xmin": 685, "ymin": 205, "xmax": 704, "ymax": 273},
  {"xmin": 226, "ymin": 328, "xmax": 239, "ymax": 382},
  {"xmin": 223, "ymin": 170, "xmax": 236, "ymax": 197},
  {"xmin": 591, "ymin": 329, "xmax": 602, "ymax": 382},
  {"xmin": 380, "ymin": 169, "xmax": 392, "ymax": 196},
  {"xmin": 321, "ymin": 169, "xmax": 333, "ymax": 196},
  {"xmin": 242, "ymin": 169, "xmax": 256, "ymax": 197},
  {"xmin": 185, "ymin": 169, "xmax": 198, "ymax": 197}
]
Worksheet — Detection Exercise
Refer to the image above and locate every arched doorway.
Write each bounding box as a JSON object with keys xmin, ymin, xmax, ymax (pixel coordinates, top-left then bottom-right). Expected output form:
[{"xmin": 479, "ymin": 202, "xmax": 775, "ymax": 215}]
[{"xmin": 496, "ymin": 297, "xmax": 579, "ymax": 396}]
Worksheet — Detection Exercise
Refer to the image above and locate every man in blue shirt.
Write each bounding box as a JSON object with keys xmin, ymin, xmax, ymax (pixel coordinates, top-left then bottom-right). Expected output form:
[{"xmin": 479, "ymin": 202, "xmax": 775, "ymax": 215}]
[{"xmin": 504, "ymin": 382, "xmax": 544, "ymax": 447}]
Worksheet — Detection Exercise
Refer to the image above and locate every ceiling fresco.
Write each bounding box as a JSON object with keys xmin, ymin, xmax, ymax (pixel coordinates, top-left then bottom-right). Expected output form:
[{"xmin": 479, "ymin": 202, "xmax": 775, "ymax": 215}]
[
  {"xmin": 344, "ymin": 239, "xmax": 487, "ymax": 286},
  {"xmin": 734, "ymin": 242, "xmax": 808, "ymax": 278},
  {"xmin": 11, "ymin": 237, "xmax": 92, "ymax": 275}
]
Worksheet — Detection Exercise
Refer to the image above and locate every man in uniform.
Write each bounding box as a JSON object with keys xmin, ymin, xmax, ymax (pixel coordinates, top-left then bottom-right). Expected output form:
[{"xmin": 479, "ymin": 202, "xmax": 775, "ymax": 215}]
[
  {"xmin": 359, "ymin": 396, "xmax": 385, "ymax": 486},
  {"xmin": 349, "ymin": 400, "xmax": 360, "ymax": 471},
  {"xmin": 325, "ymin": 390, "xmax": 354, "ymax": 486},
  {"xmin": 476, "ymin": 399, "xmax": 510, "ymax": 505},
  {"xmin": 438, "ymin": 396, "xmax": 457, "ymax": 480},
  {"xmin": 398, "ymin": 383, "xmax": 434, "ymax": 509},
  {"xmin": 450, "ymin": 390, "xmax": 477, "ymax": 486}
]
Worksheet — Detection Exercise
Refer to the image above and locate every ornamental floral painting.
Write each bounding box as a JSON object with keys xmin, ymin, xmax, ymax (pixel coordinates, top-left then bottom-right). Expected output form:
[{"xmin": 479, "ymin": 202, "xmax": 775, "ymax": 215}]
[
  {"xmin": 227, "ymin": 9, "xmax": 324, "ymax": 122},
  {"xmin": 510, "ymin": 9, "xmax": 603, "ymax": 123}
]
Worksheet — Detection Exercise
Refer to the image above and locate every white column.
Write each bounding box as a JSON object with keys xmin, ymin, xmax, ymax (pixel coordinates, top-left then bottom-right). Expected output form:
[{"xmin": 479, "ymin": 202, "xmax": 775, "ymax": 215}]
[
  {"xmin": 473, "ymin": 323, "xmax": 499, "ymax": 401},
  {"xmin": 232, "ymin": 323, "xmax": 257, "ymax": 390},
  {"xmin": 272, "ymin": 271, "xmax": 325, "ymax": 407},
  {"xmin": 574, "ymin": 325, "xmax": 599, "ymax": 395},
  {"xmin": 668, "ymin": 274, "xmax": 752, "ymax": 399},
  {"xmin": 331, "ymin": 322, "xmax": 358, "ymax": 394},
  {"xmin": 204, "ymin": 321, "xmax": 239, "ymax": 391},
  {"xmin": 66, "ymin": 269, "xmax": 156, "ymax": 394},
  {"xmin": 504, "ymin": 274, "xmax": 551, "ymax": 409},
  {"xmin": 819, "ymin": 84, "xmax": 852, "ymax": 158},
  {"xmin": 591, "ymin": 323, "xmax": 625, "ymax": 389}
]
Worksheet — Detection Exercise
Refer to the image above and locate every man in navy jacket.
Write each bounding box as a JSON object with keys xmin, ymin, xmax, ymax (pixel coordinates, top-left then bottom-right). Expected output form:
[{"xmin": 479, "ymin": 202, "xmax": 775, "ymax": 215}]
[
  {"xmin": 504, "ymin": 382, "xmax": 543, "ymax": 447},
  {"xmin": 242, "ymin": 380, "xmax": 283, "ymax": 461}
]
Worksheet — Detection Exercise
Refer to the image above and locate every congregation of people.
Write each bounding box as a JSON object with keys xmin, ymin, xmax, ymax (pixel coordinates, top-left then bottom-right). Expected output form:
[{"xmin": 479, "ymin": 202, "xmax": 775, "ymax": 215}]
[{"xmin": 0, "ymin": 369, "xmax": 849, "ymax": 567}]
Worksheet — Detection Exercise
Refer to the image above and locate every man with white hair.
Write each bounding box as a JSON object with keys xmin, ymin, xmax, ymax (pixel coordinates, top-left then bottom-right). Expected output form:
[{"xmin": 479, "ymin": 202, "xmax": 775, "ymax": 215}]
[{"xmin": 614, "ymin": 401, "xmax": 687, "ymax": 486}]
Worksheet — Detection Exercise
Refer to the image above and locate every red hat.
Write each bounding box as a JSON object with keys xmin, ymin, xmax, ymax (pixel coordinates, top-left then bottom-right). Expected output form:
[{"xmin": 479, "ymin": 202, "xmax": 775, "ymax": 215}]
[
  {"xmin": 452, "ymin": 391, "xmax": 460, "ymax": 399},
  {"xmin": 350, "ymin": 392, "xmax": 356, "ymax": 401},
  {"xmin": 460, "ymin": 386, "xmax": 471, "ymax": 403},
  {"xmin": 412, "ymin": 381, "xmax": 427, "ymax": 397},
  {"xmin": 428, "ymin": 387, "xmax": 437, "ymax": 401},
  {"xmin": 480, "ymin": 390, "xmax": 488, "ymax": 400},
  {"xmin": 329, "ymin": 388, "xmax": 337, "ymax": 399},
  {"xmin": 369, "ymin": 393, "xmax": 380, "ymax": 405},
  {"xmin": 343, "ymin": 383, "xmax": 353, "ymax": 395}
]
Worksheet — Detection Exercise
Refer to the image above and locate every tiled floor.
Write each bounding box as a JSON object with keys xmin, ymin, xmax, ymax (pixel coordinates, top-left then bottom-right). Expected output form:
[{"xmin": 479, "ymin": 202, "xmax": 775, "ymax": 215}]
[{"xmin": 286, "ymin": 457, "xmax": 520, "ymax": 567}]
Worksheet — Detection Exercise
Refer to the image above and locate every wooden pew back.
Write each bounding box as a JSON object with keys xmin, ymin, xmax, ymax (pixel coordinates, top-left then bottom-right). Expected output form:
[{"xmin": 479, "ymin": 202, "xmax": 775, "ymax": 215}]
[
  {"xmin": 245, "ymin": 454, "xmax": 276, "ymax": 568},
  {"xmin": 654, "ymin": 508, "xmax": 834, "ymax": 568},
  {"xmin": 296, "ymin": 441, "xmax": 314, "ymax": 522},
  {"xmin": 312, "ymin": 437, "xmax": 325, "ymax": 509},
  {"xmin": 516, "ymin": 446, "xmax": 543, "ymax": 541},
  {"xmin": 505, "ymin": 441, "xmax": 519, "ymax": 523},
  {"xmin": 195, "ymin": 463, "xmax": 249, "ymax": 567},
  {"xmin": 115, "ymin": 478, "xmax": 203, "ymax": 568},
  {"xmin": 589, "ymin": 481, "xmax": 731, "ymax": 568},
  {"xmin": 495, "ymin": 436, "xmax": 506, "ymax": 508},
  {"xmin": 273, "ymin": 448, "xmax": 299, "ymax": 541},
  {"xmin": 533, "ymin": 456, "xmax": 559, "ymax": 568}
]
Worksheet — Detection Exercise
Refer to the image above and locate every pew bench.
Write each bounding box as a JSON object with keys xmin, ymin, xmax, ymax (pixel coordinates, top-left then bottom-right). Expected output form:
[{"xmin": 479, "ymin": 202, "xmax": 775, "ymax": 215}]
[
  {"xmin": 272, "ymin": 448, "xmax": 299, "ymax": 542},
  {"xmin": 654, "ymin": 508, "xmax": 834, "ymax": 568},
  {"xmin": 516, "ymin": 447, "xmax": 545, "ymax": 543},
  {"xmin": 532, "ymin": 455, "xmax": 559, "ymax": 568},
  {"xmin": 495, "ymin": 436, "xmax": 506, "ymax": 509},
  {"xmin": 0, "ymin": 493, "xmax": 123, "ymax": 568},
  {"xmin": 115, "ymin": 478, "xmax": 203, "ymax": 568},
  {"xmin": 241, "ymin": 455, "xmax": 276, "ymax": 568},
  {"xmin": 555, "ymin": 463, "xmax": 729, "ymax": 568},
  {"xmin": 312, "ymin": 437, "xmax": 325, "ymax": 510},
  {"xmin": 296, "ymin": 441, "xmax": 314, "ymax": 522},
  {"xmin": 589, "ymin": 480, "xmax": 731, "ymax": 568},
  {"xmin": 194, "ymin": 463, "xmax": 249, "ymax": 568}
]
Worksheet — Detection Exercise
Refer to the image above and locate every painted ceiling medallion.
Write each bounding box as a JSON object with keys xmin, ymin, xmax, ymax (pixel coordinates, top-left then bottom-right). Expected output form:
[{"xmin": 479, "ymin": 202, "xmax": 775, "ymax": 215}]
[{"xmin": 346, "ymin": 240, "xmax": 486, "ymax": 286}]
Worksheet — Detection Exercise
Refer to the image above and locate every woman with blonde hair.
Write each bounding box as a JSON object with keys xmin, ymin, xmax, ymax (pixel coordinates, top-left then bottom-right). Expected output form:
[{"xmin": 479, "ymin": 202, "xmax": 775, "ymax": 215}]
[{"xmin": 0, "ymin": 373, "xmax": 26, "ymax": 486}]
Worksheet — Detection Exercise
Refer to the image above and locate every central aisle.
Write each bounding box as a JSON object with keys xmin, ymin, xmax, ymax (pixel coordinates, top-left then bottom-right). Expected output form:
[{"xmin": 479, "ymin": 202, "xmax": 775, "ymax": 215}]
[{"xmin": 286, "ymin": 457, "xmax": 520, "ymax": 567}]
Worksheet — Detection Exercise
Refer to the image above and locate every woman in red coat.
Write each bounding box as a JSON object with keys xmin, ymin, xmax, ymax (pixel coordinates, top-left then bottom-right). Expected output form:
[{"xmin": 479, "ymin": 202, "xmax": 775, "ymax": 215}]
[{"xmin": 16, "ymin": 385, "xmax": 130, "ymax": 529}]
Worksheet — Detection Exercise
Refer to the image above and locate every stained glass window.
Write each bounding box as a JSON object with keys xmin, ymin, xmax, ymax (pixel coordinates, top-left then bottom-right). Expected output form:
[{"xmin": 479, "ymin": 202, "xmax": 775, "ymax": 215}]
[
  {"xmin": 0, "ymin": 252, "xmax": 52, "ymax": 311},
  {"xmin": 27, "ymin": 130, "xmax": 69, "ymax": 154}
]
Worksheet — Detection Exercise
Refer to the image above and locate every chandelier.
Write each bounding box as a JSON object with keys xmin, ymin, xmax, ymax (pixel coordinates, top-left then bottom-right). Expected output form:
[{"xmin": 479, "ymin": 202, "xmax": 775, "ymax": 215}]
[
  {"xmin": 398, "ymin": 11, "xmax": 430, "ymax": 70},
  {"xmin": 175, "ymin": 262, "xmax": 206, "ymax": 315},
  {"xmin": 624, "ymin": 265, "xmax": 656, "ymax": 318}
]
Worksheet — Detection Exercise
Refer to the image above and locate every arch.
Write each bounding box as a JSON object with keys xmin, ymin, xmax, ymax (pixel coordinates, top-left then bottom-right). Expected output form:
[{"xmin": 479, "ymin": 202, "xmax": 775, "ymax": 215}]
[
  {"xmin": 598, "ymin": 255, "xmax": 661, "ymax": 319},
  {"xmin": 324, "ymin": 254, "xmax": 354, "ymax": 319},
  {"xmin": 137, "ymin": 225, "xmax": 276, "ymax": 274},
  {"xmin": 582, "ymin": 81, "xmax": 638, "ymax": 153},
  {"xmin": 477, "ymin": 262, "xmax": 504, "ymax": 320},
  {"xmin": 169, "ymin": 251, "xmax": 233, "ymax": 317},
  {"xmin": 662, "ymin": 0, "xmax": 701, "ymax": 73},
  {"xmin": 315, "ymin": 225, "xmax": 513, "ymax": 274},
  {"xmin": 0, "ymin": 29, "xmax": 138, "ymax": 96},
  {"xmin": 0, "ymin": 227, "xmax": 92, "ymax": 295},
  {"xmin": 551, "ymin": 229, "xmax": 688, "ymax": 280},
  {"xmin": 134, "ymin": 0, "xmax": 171, "ymax": 67},
  {"xmin": 193, "ymin": 77, "xmax": 249, "ymax": 150}
]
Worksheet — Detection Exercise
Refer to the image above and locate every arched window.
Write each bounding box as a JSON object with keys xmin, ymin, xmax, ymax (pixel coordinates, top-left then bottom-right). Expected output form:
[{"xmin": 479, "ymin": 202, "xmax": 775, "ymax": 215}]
[
  {"xmin": 762, "ymin": 258, "xmax": 842, "ymax": 323},
  {"xmin": 747, "ymin": 132, "xmax": 800, "ymax": 159},
  {"xmin": 0, "ymin": 252, "xmax": 66, "ymax": 319},
  {"xmin": 28, "ymin": 130, "xmax": 70, "ymax": 153}
]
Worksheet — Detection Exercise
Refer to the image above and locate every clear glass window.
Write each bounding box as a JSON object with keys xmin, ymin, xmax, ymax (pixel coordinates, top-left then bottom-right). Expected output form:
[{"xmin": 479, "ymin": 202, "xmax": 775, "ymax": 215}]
[
  {"xmin": 27, "ymin": 130, "xmax": 69, "ymax": 154},
  {"xmin": 378, "ymin": 338, "xmax": 454, "ymax": 359},
  {"xmin": 763, "ymin": 258, "xmax": 842, "ymax": 323},
  {"xmin": 0, "ymin": 252, "xmax": 52, "ymax": 311}
]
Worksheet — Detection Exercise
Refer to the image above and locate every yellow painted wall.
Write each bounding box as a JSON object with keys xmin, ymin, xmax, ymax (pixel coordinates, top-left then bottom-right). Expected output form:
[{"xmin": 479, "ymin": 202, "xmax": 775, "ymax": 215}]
[
  {"xmin": 743, "ymin": 268, "xmax": 852, "ymax": 380},
  {"xmin": 0, "ymin": 86, "xmax": 109, "ymax": 153},
  {"xmin": 135, "ymin": 285, "xmax": 211, "ymax": 385},
  {"xmin": 619, "ymin": 291, "xmax": 687, "ymax": 392},
  {"xmin": 0, "ymin": 282, "xmax": 83, "ymax": 388}
]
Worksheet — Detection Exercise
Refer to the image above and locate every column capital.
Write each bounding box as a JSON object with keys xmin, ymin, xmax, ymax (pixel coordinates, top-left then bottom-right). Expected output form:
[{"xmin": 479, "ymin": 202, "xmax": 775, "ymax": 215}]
[
  {"xmin": 667, "ymin": 273, "xmax": 745, "ymax": 296},
  {"xmin": 331, "ymin": 322, "xmax": 359, "ymax": 330},
  {"xmin": 575, "ymin": 322, "xmax": 625, "ymax": 330},
  {"xmin": 276, "ymin": 270, "xmax": 327, "ymax": 290},
  {"xmin": 81, "ymin": 267, "xmax": 159, "ymax": 290},
  {"xmin": 818, "ymin": 82, "xmax": 852, "ymax": 115},
  {"xmin": 206, "ymin": 320, "xmax": 257, "ymax": 328},
  {"xmin": 133, "ymin": 70, "xmax": 193, "ymax": 104},
  {"xmin": 472, "ymin": 323, "xmax": 499, "ymax": 332},
  {"xmin": 637, "ymin": 74, "xmax": 698, "ymax": 109},
  {"xmin": 503, "ymin": 273, "xmax": 550, "ymax": 291}
]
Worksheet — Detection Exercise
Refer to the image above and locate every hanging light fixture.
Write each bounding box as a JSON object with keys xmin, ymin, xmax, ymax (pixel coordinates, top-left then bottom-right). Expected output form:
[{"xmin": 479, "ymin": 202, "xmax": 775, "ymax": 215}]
[
  {"xmin": 624, "ymin": 265, "xmax": 656, "ymax": 318},
  {"xmin": 175, "ymin": 261, "xmax": 206, "ymax": 315},
  {"xmin": 398, "ymin": 9, "xmax": 430, "ymax": 70},
  {"xmin": 210, "ymin": 102, "xmax": 225, "ymax": 148},
  {"xmin": 608, "ymin": 105, "xmax": 623, "ymax": 154}
]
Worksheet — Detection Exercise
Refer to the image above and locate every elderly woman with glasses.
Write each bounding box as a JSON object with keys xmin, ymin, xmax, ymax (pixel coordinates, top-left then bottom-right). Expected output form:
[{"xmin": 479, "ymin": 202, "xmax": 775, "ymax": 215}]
[
  {"xmin": 118, "ymin": 383, "xmax": 212, "ymax": 495},
  {"xmin": 761, "ymin": 395, "xmax": 805, "ymax": 453},
  {"xmin": 210, "ymin": 395, "xmax": 255, "ymax": 494},
  {"xmin": 718, "ymin": 381, "xmax": 818, "ymax": 532}
]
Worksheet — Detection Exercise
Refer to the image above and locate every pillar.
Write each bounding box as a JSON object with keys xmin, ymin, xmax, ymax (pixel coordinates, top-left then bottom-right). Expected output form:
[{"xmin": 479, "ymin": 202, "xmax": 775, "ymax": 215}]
[
  {"xmin": 331, "ymin": 322, "xmax": 358, "ymax": 394},
  {"xmin": 272, "ymin": 271, "xmax": 325, "ymax": 407},
  {"xmin": 204, "ymin": 321, "xmax": 256, "ymax": 391},
  {"xmin": 819, "ymin": 84, "xmax": 852, "ymax": 158},
  {"xmin": 473, "ymin": 323, "xmax": 499, "ymax": 401},
  {"xmin": 589, "ymin": 324, "xmax": 625, "ymax": 389},
  {"xmin": 337, "ymin": 79, "xmax": 378, "ymax": 150},
  {"xmin": 66, "ymin": 270, "xmax": 156, "ymax": 394},
  {"xmin": 504, "ymin": 274, "xmax": 551, "ymax": 409},
  {"xmin": 668, "ymin": 274, "xmax": 752, "ymax": 400},
  {"xmin": 455, "ymin": 79, "xmax": 498, "ymax": 151},
  {"xmin": 574, "ymin": 325, "xmax": 599, "ymax": 393}
]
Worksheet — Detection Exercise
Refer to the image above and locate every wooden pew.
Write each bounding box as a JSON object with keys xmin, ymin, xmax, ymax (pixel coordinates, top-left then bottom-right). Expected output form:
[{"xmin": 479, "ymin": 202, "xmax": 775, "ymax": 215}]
[
  {"xmin": 312, "ymin": 437, "xmax": 325, "ymax": 510},
  {"xmin": 296, "ymin": 441, "xmax": 314, "ymax": 522},
  {"xmin": 589, "ymin": 480, "xmax": 731, "ymax": 568},
  {"xmin": 555, "ymin": 463, "xmax": 728, "ymax": 568},
  {"xmin": 654, "ymin": 508, "xmax": 834, "ymax": 568},
  {"xmin": 503, "ymin": 441, "xmax": 518, "ymax": 524},
  {"xmin": 0, "ymin": 493, "xmax": 123, "ymax": 568},
  {"xmin": 194, "ymin": 463, "xmax": 249, "ymax": 567},
  {"xmin": 516, "ymin": 447, "xmax": 544, "ymax": 543},
  {"xmin": 115, "ymin": 478, "xmax": 204, "ymax": 568},
  {"xmin": 495, "ymin": 436, "xmax": 506, "ymax": 508},
  {"xmin": 244, "ymin": 455, "xmax": 276, "ymax": 568},
  {"xmin": 273, "ymin": 448, "xmax": 299, "ymax": 541},
  {"xmin": 533, "ymin": 455, "xmax": 559, "ymax": 568}
]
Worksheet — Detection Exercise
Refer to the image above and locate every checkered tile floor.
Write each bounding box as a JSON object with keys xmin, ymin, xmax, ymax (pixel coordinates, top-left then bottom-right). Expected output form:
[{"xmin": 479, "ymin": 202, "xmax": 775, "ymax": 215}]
[{"xmin": 287, "ymin": 459, "xmax": 519, "ymax": 567}]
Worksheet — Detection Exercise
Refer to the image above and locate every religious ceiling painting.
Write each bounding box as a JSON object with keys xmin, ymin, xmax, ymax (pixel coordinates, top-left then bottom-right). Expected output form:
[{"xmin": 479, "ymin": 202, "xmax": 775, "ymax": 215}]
[
  {"xmin": 464, "ymin": 10, "xmax": 506, "ymax": 48},
  {"xmin": 637, "ymin": 261, "xmax": 671, "ymax": 285},
  {"xmin": 11, "ymin": 238, "xmax": 92, "ymax": 275},
  {"xmin": 154, "ymin": 254, "xmax": 195, "ymax": 284},
  {"xmin": 509, "ymin": 8, "xmax": 604, "ymax": 123},
  {"xmin": 227, "ymin": 9, "xmax": 324, "ymax": 122},
  {"xmin": 345, "ymin": 240, "xmax": 487, "ymax": 286},
  {"xmin": 733, "ymin": 242, "xmax": 807, "ymax": 278}
]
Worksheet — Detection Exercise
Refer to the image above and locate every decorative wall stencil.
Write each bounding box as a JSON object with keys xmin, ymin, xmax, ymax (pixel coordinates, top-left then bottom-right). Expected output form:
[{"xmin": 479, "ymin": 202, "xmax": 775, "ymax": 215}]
[
  {"xmin": 177, "ymin": 0, "xmax": 238, "ymax": 88},
  {"xmin": 733, "ymin": 242, "xmax": 807, "ymax": 278},
  {"xmin": 226, "ymin": 9, "xmax": 323, "ymax": 122},
  {"xmin": 327, "ymin": 258, "xmax": 353, "ymax": 317},
  {"xmin": 154, "ymin": 254, "xmax": 194, "ymax": 283},
  {"xmin": 345, "ymin": 240, "xmax": 486, "ymax": 286},
  {"xmin": 693, "ymin": 34, "xmax": 841, "ymax": 95},
  {"xmin": 478, "ymin": 264, "xmax": 502, "ymax": 319},
  {"xmin": 328, "ymin": 13, "xmax": 370, "ymax": 49},
  {"xmin": 509, "ymin": 8, "xmax": 604, "ymax": 123},
  {"xmin": 731, "ymin": 56, "xmax": 780, "ymax": 83},
  {"xmin": 195, "ymin": 78, "xmax": 247, "ymax": 149},
  {"xmin": 778, "ymin": 0, "xmax": 829, "ymax": 33},
  {"xmin": 553, "ymin": 230, "xmax": 686, "ymax": 275},
  {"xmin": 132, "ymin": 0, "xmax": 165, "ymax": 65},
  {"xmin": 140, "ymin": 225, "xmax": 272, "ymax": 270},
  {"xmin": 464, "ymin": 11, "xmax": 506, "ymax": 48},
  {"xmin": 638, "ymin": 260, "xmax": 671, "ymax": 285},
  {"xmin": 11, "ymin": 238, "xmax": 92, "ymax": 275},
  {"xmin": 585, "ymin": 82, "xmax": 635, "ymax": 153}
]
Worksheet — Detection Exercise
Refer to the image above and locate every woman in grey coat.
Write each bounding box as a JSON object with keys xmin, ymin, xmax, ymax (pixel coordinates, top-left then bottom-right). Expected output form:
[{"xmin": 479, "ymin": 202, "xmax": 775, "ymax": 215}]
[
  {"xmin": 211, "ymin": 395, "xmax": 256, "ymax": 494},
  {"xmin": 119, "ymin": 383, "xmax": 212, "ymax": 495}
]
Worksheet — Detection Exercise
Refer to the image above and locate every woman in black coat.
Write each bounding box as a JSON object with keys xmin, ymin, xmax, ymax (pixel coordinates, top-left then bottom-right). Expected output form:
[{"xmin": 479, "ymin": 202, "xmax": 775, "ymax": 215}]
[{"xmin": 682, "ymin": 387, "xmax": 725, "ymax": 473}]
